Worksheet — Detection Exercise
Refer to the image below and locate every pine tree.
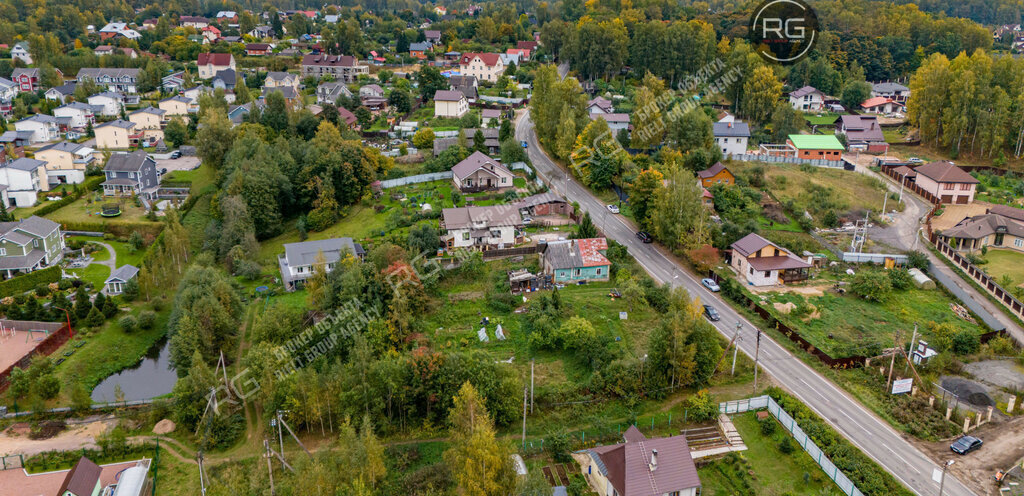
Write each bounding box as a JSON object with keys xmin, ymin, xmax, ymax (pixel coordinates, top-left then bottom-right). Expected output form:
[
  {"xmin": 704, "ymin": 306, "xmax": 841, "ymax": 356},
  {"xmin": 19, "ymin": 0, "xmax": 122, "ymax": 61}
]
[{"xmin": 85, "ymin": 306, "xmax": 105, "ymax": 327}]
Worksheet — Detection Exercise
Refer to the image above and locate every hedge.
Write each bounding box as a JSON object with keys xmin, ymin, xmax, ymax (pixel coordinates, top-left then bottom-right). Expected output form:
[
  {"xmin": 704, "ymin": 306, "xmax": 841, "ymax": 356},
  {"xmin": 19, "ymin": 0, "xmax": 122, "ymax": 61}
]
[
  {"xmin": 0, "ymin": 265, "xmax": 61, "ymax": 298},
  {"xmin": 766, "ymin": 387, "xmax": 916, "ymax": 496},
  {"xmin": 60, "ymin": 221, "xmax": 164, "ymax": 239},
  {"xmin": 30, "ymin": 176, "xmax": 105, "ymax": 218}
]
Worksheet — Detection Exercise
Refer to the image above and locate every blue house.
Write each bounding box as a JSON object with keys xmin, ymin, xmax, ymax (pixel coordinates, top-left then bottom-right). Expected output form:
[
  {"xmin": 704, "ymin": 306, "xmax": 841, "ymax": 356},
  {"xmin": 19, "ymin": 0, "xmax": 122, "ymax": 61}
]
[{"xmin": 540, "ymin": 238, "xmax": 611, "ymax": 283}]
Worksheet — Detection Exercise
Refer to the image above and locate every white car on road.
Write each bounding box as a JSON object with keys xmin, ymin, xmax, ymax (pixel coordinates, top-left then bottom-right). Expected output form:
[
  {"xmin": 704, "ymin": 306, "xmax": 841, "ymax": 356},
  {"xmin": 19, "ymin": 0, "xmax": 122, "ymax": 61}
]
[{"xmin": 606, "ymin": 204, "xmax": 620, "ymax": 214}]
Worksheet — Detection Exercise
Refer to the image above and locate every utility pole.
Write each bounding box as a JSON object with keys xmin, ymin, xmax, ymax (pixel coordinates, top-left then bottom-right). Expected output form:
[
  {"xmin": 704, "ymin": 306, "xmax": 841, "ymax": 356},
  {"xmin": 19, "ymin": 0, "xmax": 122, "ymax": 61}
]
[
  {"xmin": 275, "ymin": 412, "xmax": 284, "ymax": 458},
  {"xmin": 197, "ymin": 451, "xmax": 207, "ymax": 496},
  {"xmin": 521, "ymin": 385, "xmax": 528, "ymax": 450},
  {"xmin": 731, "ymin": 321, "xmax": 742, "ymax": 376},
  {"xmin": 753, "ymin": 329, "xmax": 762, "ymax": 394},
  {"xmin": 905, "ymin": 323, "xmax": 918, "ymax": 374},
  {"xmin": 264, "ymin": 440, "xmax": 275, "ymax": 496},
  {"xmin": 938, "ymin": 460, "xmax": 953, "ymax": 496},
  {"xmin": 886, "ymin": 329, "xmax": 900, "ymax": 392},
  {"xmin": 530, "ymin": 359, "xmax": 535, "ymax": 414}
]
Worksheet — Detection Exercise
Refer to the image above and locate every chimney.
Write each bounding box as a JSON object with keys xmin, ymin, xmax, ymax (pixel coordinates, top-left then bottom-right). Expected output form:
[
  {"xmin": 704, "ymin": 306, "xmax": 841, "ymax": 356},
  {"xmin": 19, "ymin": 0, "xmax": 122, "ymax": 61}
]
[
  {"xmin": 727, "ymin": 122, "xmax": 732, "ymax": 128},
  {"xmin": 649, "ymin": 449, "xmax": 658, "ymax": 471}
]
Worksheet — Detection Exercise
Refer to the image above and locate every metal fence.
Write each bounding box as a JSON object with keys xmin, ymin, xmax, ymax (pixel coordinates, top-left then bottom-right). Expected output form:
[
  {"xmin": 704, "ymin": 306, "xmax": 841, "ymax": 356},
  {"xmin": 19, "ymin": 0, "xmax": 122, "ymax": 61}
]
[
  {"xmin": 841, "ymin": 252, "xmax": 908, "ymax": 264},
  {"xmin": 378, "ymin": 172, "xmax": 453, "ymax": 189},
  {"xmin": 0, "ymin": 454, "xmax": 23, "ymax": 471},
  {"xmin": 720, "ymin": 396, "xmax": 865, "ymax": 496},
  {"xmin": 926, "ymin": 260, "xmax": 1007, "ymax": 332},
  {"xmin": 725, "ymin": 153, "xmax": 846, "ymax": 169}
]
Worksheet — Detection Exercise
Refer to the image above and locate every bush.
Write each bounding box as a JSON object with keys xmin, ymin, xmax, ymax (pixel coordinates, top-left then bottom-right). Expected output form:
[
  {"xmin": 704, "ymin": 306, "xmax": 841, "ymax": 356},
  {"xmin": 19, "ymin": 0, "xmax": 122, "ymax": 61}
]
[
  {"xmin": 850, "ymin": 270, "xmax": 892, "ymax": 302},
  {"xmin": 34, "ymin": 374, "xmax": 61, "ymax": 399},
  {"xmin": 119, "ymin": 315, "xmax": 137, "ymax": 333},
  {"xmin": 233, "ymin": 260, "xmax": 262, "ymax": 281},
  {"xmin": 137, "ymin": 310, "xmax": 156, "ymax": 330},
  {"xmin": 951, "ymin": 330, "xmax": 980, "ymax": 355},
  {"xmin": 759, "ymin": 417, "xmax": 777, "ymax": 435},
  {"xmin": 777, "ymin": 436, "xmax": 796, "ymax": 454},
  {"xmin": 682, "ymin": 390, "xmax": 719, "ymax": 423},
  {"xmin": 889, "ymin": 268, "xmax": 912, "ymax": 290},
  {"xmin": 544, "ymin": 430, "xmax": 573, "ymax": 463},
  {"xmin": 0, "ymin": 266, "xmax": 60, "ymax": 298}
]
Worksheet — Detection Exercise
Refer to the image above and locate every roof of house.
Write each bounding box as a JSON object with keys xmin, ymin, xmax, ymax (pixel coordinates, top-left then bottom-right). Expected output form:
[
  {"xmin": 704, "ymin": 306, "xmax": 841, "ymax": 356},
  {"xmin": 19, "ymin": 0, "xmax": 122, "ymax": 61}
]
[
  {"xmin": 872, "ymin": 82, "xmax": 909, "ymax": 93},
  {"xmin": 787, "ymin": 134, "xmax": 844, "ymax": 150},
  {"xmin": 988, "ymin": 204, "xmax": 1024, "ymax": 223},
  {"xmin": 840, "ymin": 115, "xmax": 885, "ymax": 142},
  {"xmin": 161, "ymin": 95, "xmax": 191, "ymax": 104},
  {"xmin": 512, "ymin": 191, "xmax": 567, "ymax": 210},
  {"xmin": 587, "ymin": 97, "xmax": 614, "ymax": 112},
  {"xmin": 197, "ymin": 52, "xmax": 233, "ymax": 66},
  {"xmin": 58, "ymin": 101, "xmax": 95, "ymax": 112},
  {"xmin": 578, "ymin": 425, "xmax": 701, "ymax": 496},
  {"xmin": 35, "ymin": 141, "xmax": 89, "ymax": 154},
  {"xmin": 76, "ymin": 67, "xmax": 141, "ymax": 80},
  {"xmin": 3, "ymin": 158, "xmax": 46, "ymax": 171},
  {"xmin": 860, "ymin": 96, "xmax": 897, "ymax": 108},
  {"xmin": 790, "ymin": 86, "xmax": 821, "ymax": 98},
  {"xmin": 697, "ymin": 162, "xmax": 731, "ymax": 179},
  {"xmin": 731, "ymin": 233, "xmax": 811, "ymax": 271},
  {"xmin": 96, "ymin": 119, "xmax": 136, "ymax": 130},
  {"xmin": 543, "ymin": 238, "xmax": 610, "ymax": 269},
  {"xmin": 104, "ymin": 150, "xmax": 152, "ymax": 171},
  {"xmin": 914, "ymin": 161, "xmax": 978, "ymax": 184},
  {"xmin": 247, "ymin": 43, "xmax": 272, "ymax": 50},
  {"xmin": 425, "ymin": 29, "xmax": 441, "ymax": 38},
  {"xmin": 409, "ymin": 41, "xmax": 432, "ymax": 51},
  {"xmin": 712, "ymin": 120, "xmax": 750, "ymax": 138},
  {"xmin": 90, "ymin": 91, "xmax": 124, "ymax": 101},
  {"xmin": 942, "ymin": 212, "xmax": 1024, "ymax": 240},
  {"xmin": 283, "ymin": 237, "xmax": 362, "ymax": 267},
  {"xmin": 442, "ymin": 205, "xmax": 523, "ymax": 229},
  {"xmin": 302, "ymin": 53, "xmax": 360, "ymax": 67},
  {"xmin": 180, "ymin": 15, "xmax": 209, "ymax": 23},
  {"xmin": 263, "ymin": 85, "xmax": 298, "ymax": 100},
  {"xmin": 459, "ymin": 52, "xmax": 502, "ymax": 66},
  {"xmin": 57, "ymin": 457, "xmax": 102, "ymax": 496},
  {"xmin": 452, "ymin": 151, "xmax": 510, "ymax": 179},
  {"xmin": 891, "ymin": 165, "xmax": 917, "ymax": 178},
  {"xmin": 266, "ymin": 71, "xmax": 295, "ymax": 82},
  {"xmin": 131, "ymin": 106, "xmax": 166, "ymax": 116},
  {"xmin": 595, "ymin": 113, "xmax": 630, "ymax": 123},
  {"xmin": 214, "ymin": 69, "xmax": 237, "ymax": 86},
  {"xmin": 517, "ymin": 40, "xmax": 539, "ymax": 50},
  {"xmin": 481, "ymin": 109, "xmax": 502, "ymax": 118},
  {"xmin": 48, "ymin": 83, "xmax": 77, "ymax": 96},
  {"xmin": 10, "ymin": 68, "xmax": 39, "ymax": 78},
  {"xmin": 106, "ymin": 264, "xmax": 140, "ymax": 283},
  {"xmin": 434, "ymin": 89, "xmax": 465, "ymax": 102}
]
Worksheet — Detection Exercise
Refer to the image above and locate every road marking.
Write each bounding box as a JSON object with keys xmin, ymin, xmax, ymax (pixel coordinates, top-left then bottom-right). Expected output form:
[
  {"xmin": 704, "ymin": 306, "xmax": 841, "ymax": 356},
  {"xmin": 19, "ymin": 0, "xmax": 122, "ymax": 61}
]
[{"xmin": 886, "ymin": 445, "xmax": 912, "ymax": 466}]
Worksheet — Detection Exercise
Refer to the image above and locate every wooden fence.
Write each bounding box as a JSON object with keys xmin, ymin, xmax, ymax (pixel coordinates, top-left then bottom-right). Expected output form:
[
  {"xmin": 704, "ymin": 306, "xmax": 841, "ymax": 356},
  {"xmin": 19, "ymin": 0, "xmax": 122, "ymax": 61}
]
[
  {"xmin": 482, "ymin": 246, "xmax": 538, "ymax": 259},
  {"xmin": 0, "ymin": 321, "xmax": 72, "ymax": 392},
  {"xmin": 879, "ymin": 163, "xmax": 941, "ymax": 204}
]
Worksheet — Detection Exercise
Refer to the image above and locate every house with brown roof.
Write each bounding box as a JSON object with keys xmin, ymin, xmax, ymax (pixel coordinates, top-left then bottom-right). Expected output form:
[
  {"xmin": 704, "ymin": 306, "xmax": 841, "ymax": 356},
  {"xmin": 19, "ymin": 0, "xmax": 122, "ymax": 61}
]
[
  {"xmin": 451, "ymin": 151, "xmax": 514, "ymax": 192},
  {"xmin": 913, "ymin": 161, "xmax": 978, "ymax": 204},
  {"xmin": 730, "ymin": 233, "xmax": 811, "ymax": 286},
  {"xmin": 441, "ymin": 204, "xmax": 523, "ymax": 249},
  {"xmin": 573, "ymin": 425, "xmax": 701, "ymax": 496},
  {"xmin": 938, "ymin": 204, "xmax": 1024, "ymax": 253},
  {"xmin": 57, "ymin": 456, "xmax": 102, "ymax": 496},
  {"xmin": 838, "ymin": 115, "xmax": 888, "ymax": 153},
  {"xmin": 434, "ymin": 89, "xmax": 468, "ymax": 118},
  {"xmin": 197, "ymin": 52, "xmax": 235, "ymax": 79},
  {"xmin": 789, "ymin": 86, "xmax": 824, "ymax": 111},
  {"xmin": 696, "ymin": 162, "xmax": 734, "ymax": 188}
]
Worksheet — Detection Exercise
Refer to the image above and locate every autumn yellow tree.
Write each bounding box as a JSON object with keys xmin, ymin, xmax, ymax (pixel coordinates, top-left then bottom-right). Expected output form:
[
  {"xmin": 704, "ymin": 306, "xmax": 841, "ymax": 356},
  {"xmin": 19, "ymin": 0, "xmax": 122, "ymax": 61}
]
[{"xmin": 444, "ymin": 382, "xmax": 516, "ymax": 496}]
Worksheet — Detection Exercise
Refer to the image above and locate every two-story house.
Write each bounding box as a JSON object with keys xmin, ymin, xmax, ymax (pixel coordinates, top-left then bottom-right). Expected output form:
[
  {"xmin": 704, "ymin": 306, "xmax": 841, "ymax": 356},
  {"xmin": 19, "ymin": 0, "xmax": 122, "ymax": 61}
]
[
  {"xmin": 278, "ymin": 237, "xmax": 365, "ymax": 291},
  {"xmin": 573, "ymin": 426, "xmax": 701, "ymax": 496},
  {"xmin": 128, "ymin": 107, "xmax": 166, "ymax": 141},
  {"xmin": 10, "ymin": 42, "xmax": 32, "ymax": 65},
  {"xmin": 102, "ymin": 150, "xmax": 158, "ymax": 198},
  {"xmin": 87, "ymin": 92, "xmax": 126, "ymax": 117},
  {"xmin": 434, "ymin": 90, "xmax": 469, "ymax": 118},
  {"xmin": 540, "ymin": 238, "xmax": 611, "ymax": 283},
  {"xmin": 14, "ymin": 115, "xmax": 60, "ymax": 143},
  {"xmin": 316, "ymin": 81, "xmax": 352, "ymax": 105},
  {"xmin": 451, "ymin": 151, "xmax": 514, "ymax": 191},
  {"xmin": 197, "ymin": 52, "xmax": 235, "ymax": 79},
  {"xmin": 212, "ymin": 69, "xmax": 238, "ymax": 92},
  {"xmin": 34, "ymin": 141, "xmax": 95, "ymax": 185},
  {"xmin": 696, "ymin": 162, "xmax": 735, "ymax": 188},
  {"xmin": 76, "ymin": 68, "xmax": 141, "ymax": 94},
  {"xmin": 53, "ymin": 102, "xmax": 97, "ymax": 129},
  {"xmin": 0, "ymin": 158, "xmax": 49, "ymax": 206},
  {"xmin": 11, "ymin": 68, "xmax": 49, "ymax": 93},
  {"xmin": 788, "ymin": 86, "xmax": 825, "ymax": 111},
  {"xmin": 98, "ymin": 22, "xmax": 141, "ymax": 41},
  {"xmin": 838, "ymin": 114, "xmax": 888, "ymax": 153},
  {"xmin": 0, "ymin": 216, "xmax": 65, "ymax": 279},
  {"xmin": 458, "ymin": 53, "xmax": 504, "ymax": 83},
  {"xmin": 265, "ymin": 71, "xmax": 300, "ymax": 91},
  {"xmin": 731, "ymin": 233, "xmax": 812, "ymax": 286},
  {"xmin": 913, "ymin": 160, "xmax": 978, "ymax": 204},
  {"xmin": 0, "ymin": 77, "xmax": 17, "ymax": 117},
  {"xmin": 45, "ymin": 83, "xmax": 77, "ymax": 104},
  {"xmin": 871, "ymin": 82, "xmax": 910, "ymax": 104},
  {"xmin": 441, "ymin": 205, "xmax": 523, "ymax": 250},
  {"xmin": 246, "ymin": 43, "xmax": 272, "ymax": 56},
  {"xmin": 179, "ymin": 16, "xmax": 210, "ymax": 28},
  {"xmin": 159, "ymin": 95, "xmax": 192, "ymax": 117},
  {"xmin": 94, "ymin": 119, "xmax": 136, "ymax": 149},
  {"xmin": 301, "ymin": 54, "xmax": 369, "ymax": 83},
  {"xmin": 713, "ymin": 119, "xmax": 750, "ymax": 155}
]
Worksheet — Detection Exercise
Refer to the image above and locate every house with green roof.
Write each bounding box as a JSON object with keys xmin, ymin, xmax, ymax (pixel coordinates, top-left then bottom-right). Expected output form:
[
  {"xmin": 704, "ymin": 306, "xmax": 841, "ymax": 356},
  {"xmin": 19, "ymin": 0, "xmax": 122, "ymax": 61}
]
[{"xmin": 787, "ymin": 134, "xmax": 844, "ymax": 161}]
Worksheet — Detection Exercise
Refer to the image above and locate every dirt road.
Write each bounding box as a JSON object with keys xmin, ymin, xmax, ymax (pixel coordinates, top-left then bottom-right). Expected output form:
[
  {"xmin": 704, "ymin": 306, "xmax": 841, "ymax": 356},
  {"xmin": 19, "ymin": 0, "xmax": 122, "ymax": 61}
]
[
  {"xmin": 0, "ymin": 418, "xmax": 115, "ymax": 458},
  {"xmin": 916, "ymin": 415, "xmax": 1024, "ymax": 495}
]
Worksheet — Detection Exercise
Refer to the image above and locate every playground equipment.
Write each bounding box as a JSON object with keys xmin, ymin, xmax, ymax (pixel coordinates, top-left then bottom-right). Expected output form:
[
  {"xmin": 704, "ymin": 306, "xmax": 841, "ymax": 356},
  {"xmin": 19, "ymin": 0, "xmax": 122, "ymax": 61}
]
[
  {"xmin": 25, "ymin": 329, "xmax": 49, "ymax": 342},
  {"xmin": 100, "ymin": 203, "xmax": 122, "ymax": 217}
]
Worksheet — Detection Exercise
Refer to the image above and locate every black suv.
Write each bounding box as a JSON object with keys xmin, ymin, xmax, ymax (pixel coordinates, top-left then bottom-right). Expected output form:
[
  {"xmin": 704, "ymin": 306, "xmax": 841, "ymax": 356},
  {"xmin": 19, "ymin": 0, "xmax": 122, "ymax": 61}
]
[{"xmin": 636, "ymin": 231, "xmax": 653, "ymax": 243}]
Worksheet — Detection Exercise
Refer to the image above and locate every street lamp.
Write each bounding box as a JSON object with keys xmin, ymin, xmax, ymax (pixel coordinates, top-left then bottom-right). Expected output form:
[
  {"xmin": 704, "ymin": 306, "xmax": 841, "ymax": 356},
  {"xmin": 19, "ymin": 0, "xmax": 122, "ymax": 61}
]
[
  {"xmin": 53, "ymin": 306, "xmax": 73, "ymax": 338},
  {"xmin": 937, "ymin": 460, "xmax": 954, "ymax": 496}
]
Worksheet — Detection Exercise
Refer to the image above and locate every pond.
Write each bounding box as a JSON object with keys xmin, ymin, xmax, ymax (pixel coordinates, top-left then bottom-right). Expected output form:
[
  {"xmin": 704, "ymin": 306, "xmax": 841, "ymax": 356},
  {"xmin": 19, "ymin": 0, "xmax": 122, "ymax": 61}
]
[{"xmin": 91, "ymin": 337, "xmax": 178, "ymax": 403}]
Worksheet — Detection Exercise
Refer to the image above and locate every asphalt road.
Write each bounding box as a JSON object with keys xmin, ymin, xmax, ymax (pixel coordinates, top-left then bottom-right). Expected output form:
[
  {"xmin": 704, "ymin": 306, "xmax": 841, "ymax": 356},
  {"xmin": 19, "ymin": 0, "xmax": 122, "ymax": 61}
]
[{"xmin": 515, "ymin": 112, "xmax": 977, "ymax": 496}]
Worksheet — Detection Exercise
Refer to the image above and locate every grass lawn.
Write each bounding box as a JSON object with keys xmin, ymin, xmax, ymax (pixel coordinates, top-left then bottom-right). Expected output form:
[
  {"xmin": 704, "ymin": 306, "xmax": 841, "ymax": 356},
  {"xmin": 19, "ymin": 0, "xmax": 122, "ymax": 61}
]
[
  {"xmin": 163, "ymin": 163, "xmax": 217, "ymax": 194},
  {"xmin": 883, "ymin": 127, "xmax": 908, "ymax": 143},
  {"xmin": 728, "ymin": 160, "xmax": 890, "ymax": 220},
  {"xmin": 804, "ymin": 114, "xmax": 839, "ymax": 126},
  {"xmin": 698, "ymin": 413, "xmax": 841, "ymax": 496},
  {"xmin": 979, "ymin": 249, "xmax": 1024, "ymax": 289},
  {"xmin": 256, "ymin": 205, "xmax": 389, "ymax": 267},
  {"xmin": 69, "ymin": 264, "xmax": 111, "ymax": 289},
  {"xmin": 68, "ymin": 236, "xmax": 146, "ymax": 268},
  {"xmin": 757, "ymin": 215, "xmax": 803, "ymax": 232},
  {"xmin": 45, "ymin": 195, "xmax": 159, "ymax": 225}
]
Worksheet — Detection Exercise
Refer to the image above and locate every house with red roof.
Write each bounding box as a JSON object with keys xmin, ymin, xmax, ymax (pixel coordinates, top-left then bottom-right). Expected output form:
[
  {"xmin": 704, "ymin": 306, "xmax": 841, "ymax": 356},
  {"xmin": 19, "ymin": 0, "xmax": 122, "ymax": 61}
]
[
  {"xmin": 517, "ymin": 40, "xmax": 539, "ymax": 52},
  {"xmin": 202, "ymin": 25, "xmax": 222, "ymax": 43},
  {"xmin": 541, "ymin": 238, "xmax": 611, "ymax": 283},
  {"xmin": 860, "ymin": 96, "xmax": 904, "ymax": 115},
  {"xmin": 458, "ymin": 52, "xmax": 505, "ymax": 82},
  {"xmin": 197, "ymin": 52, "xmax": 235, "ymax": 79},
  {"xmin": 506, "ymin": 47, "xmax": 531, "ymax": 61}
]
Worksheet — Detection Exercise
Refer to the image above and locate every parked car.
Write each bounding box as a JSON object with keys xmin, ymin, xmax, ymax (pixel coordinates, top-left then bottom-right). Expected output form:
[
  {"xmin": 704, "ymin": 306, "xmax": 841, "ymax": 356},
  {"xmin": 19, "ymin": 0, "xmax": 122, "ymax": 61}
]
[
  {"xmin": 636, "ymin": 231, "xmax": 652, "ymax": 243},
  {"xmin": 606, "ymin": 204, "xmax": 620, "ymax": 214},
  {"xmin": 159, "ymin": 168, "xmax": 168, "ymax": 175},
  {"xmin": 701, "ymin": 278, "xmax": 720, "ymax": 292},
  {"xmin": 907, "ymin": 157, "xmax": 923, "ymax": 163},
  {"xmin": 170, "ymin": 150, "xmax": 182, "ymax": 159},
  {"xmin": 951, "ymin": 436, "xmax": 982, "ymax": 455},
  {"xmin": 703, "ymin": 304, "xmax": 720, "ymax": 321},
  {"xmin": 521, "ymin": 140, "xmax": 528, "ymax": 148}
]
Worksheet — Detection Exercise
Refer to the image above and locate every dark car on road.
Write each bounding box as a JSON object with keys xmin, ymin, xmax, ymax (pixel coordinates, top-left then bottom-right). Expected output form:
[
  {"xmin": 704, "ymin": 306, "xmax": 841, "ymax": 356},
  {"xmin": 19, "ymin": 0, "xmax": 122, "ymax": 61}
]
[
  {"xmin": 703, "ymin": 305, "xmax": 720, "ymax": 321},
  {"xmin": 951, "ymin": 436, "xmax": 982, "ymax": 455},
  {"xmin": 636, "ymin": 231, "xmax": 653, "ymax": 243}
]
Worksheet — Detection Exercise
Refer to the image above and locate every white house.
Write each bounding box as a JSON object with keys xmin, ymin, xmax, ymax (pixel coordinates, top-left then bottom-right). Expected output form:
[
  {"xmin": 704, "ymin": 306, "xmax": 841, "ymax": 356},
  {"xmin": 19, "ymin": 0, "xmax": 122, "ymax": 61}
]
[
  {"xmin": 76, "ymin": 68, "xmax": 141, "ymax": 94},
  {"xmin": 0, "ymin": 78, "xmax": 19, "ymax": 117},
  {"xmin": 0, "ymin": 158, "xmax": 49, "ymax": 207},
  {"xmin": 789, "ymin": 86, "xmax": 825, "ymax": 111},
  {"xmin": 88, "ymin": 92, "xmax": 125, "ymax": 117},
  {"xmin": 434, "ymin": 90, "xmax": 469, "ymax": 118},
  {"xmin": 713, "ymin": 118, "xmax": 750, "ymax": 155},
  {"xmin": 316, "ymin": 82, "xmax": 352, "ymax": 104},
  {"xmin": 14, "ymin": 115, "xmax": 60, "ymax": 143},
  {"xmin": 730, "ymin": 233, "xmax": 811, "ymax": 286},
  {"xmin": 441, "ymin": 205, "xmax": 523, "ymax": 250},
  {"xmin": 860, "ymin": 96, "xmax": 904, "ymax": 115},
  {"xmin": 871, "ymin": 82, "xmax": 910, "ymax": 103},
  {"xmin": 196, "ymin": 52, "xmax": 235, "ymax": 80},
  {"xmin": 53, "ymin": 102, "xmax": 97, "ymax": 129},
  {"xmin": 458, "ymin": 52, "xmax": 505, "ymax": 83},
  {"xmin": 278, "ymin": 238, "xmax": 365, "ymax": 291},
  {"xmin": 11, "ymin": 42, "xmax": 32, "ymax": 65},
  {"xmin": 104, "ymin": 264, "xmax": 139, "ymax": 295}
]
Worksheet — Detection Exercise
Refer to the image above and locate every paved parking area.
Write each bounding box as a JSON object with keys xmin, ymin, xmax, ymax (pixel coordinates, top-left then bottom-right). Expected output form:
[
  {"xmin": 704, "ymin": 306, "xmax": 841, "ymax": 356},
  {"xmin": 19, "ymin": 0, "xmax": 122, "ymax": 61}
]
[{"xmin": 154, "ymin": 156, "xmax": 201, "ymax": 172}]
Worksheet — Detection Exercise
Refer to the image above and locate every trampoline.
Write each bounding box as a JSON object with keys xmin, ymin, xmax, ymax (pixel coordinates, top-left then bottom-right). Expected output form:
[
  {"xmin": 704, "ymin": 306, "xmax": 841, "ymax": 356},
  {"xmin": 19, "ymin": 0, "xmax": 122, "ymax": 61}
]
[{"xmin": 100, "ymin": 203, "xmax": 122, "ymax": 217}]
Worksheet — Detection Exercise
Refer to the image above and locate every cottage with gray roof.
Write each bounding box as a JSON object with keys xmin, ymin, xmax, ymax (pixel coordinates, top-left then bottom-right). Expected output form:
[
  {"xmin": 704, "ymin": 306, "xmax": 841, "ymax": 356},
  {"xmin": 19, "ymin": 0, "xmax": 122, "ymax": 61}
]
[
  {"xmin": 0, "ymin": 215, "xmax": 64, "ymax": 277},
  {"xmin": 450, "ymin": 151, "xmax": 514, "ymax": 192},
  {"xmin": 316, "ymin": 81, "xmax": 353, "ymax": 105},
  {"xmin": 76, "ymin": 68, "xmax": 141, "ymax": 93},
  {"xmin": 279, "ymin": 238, "xmax": 365, "ymax": 291},
  {"xmin": 104, "ymin": 264, "xmax": 139, "ymax": 295},
  {"xmin": 871, "ymin": 81, "xmax": 910, "ymax": 103},
  {"xmin": 713, "ymin": 119, "xmax": 750, "ymax": 155}
]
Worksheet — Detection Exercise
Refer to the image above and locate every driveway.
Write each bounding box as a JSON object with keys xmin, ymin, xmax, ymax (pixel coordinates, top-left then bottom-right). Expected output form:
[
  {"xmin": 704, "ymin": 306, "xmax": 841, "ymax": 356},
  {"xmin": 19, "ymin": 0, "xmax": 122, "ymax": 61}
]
[
  {"xmin": 154, "ymin": 156, "xmax": 200, "ymax": 173},
  {"xmin": 515, "ymin": 111, "xmax": 978, "ymax": 496}
]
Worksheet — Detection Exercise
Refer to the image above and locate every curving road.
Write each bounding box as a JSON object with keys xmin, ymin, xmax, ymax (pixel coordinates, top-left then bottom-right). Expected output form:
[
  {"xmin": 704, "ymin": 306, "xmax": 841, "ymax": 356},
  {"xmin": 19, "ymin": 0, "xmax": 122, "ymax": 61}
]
[{"xmin": 515, "ymin": 111, "xmax": 976, "ymax": 496}]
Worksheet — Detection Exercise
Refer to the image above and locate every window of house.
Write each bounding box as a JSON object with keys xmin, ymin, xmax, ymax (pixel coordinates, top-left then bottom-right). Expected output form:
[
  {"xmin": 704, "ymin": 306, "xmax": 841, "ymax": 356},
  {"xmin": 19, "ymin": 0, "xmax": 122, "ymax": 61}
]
[
  {"xmin": 1015, "ymin": 238, "xmax": 1023, "ymax": 248},
  {"xmin": 502, "ymin": 177, "xmax": 507, "ymax": 184},
  {"xmin": 764, "ymin": 271, "xmax": 771, "ymax": 277},
  {"xmin": 960, "ymin": 183, "xmax": 971, "ymax": 190},
  {"xmin": 33, "ymin": 239, "xmax": 38, "ymax": 248},
  {"xmin": 462, "ymin": 232, "xmax": 470, "ymax": 241},
  {"xmin": 297, "ymin": 266, "xmax": 304, "ymax": 273},
  {"xmin": 748, "ymin": 266, "xmax": 754, "ymax": 275},
  {"xmin": 944, "ymin": 183, "xmax": 954, "ymax": 190},
  {"xmin": 0, "ymin": 248, "xmax": 5, "ymax": 256},
  {"xmin": 596, "ymin": 268, "xmax": 602, "ymax": 275},
  {"xmin": 573, "ymin": 268, "xmax": 581, "ymax": 276}
]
